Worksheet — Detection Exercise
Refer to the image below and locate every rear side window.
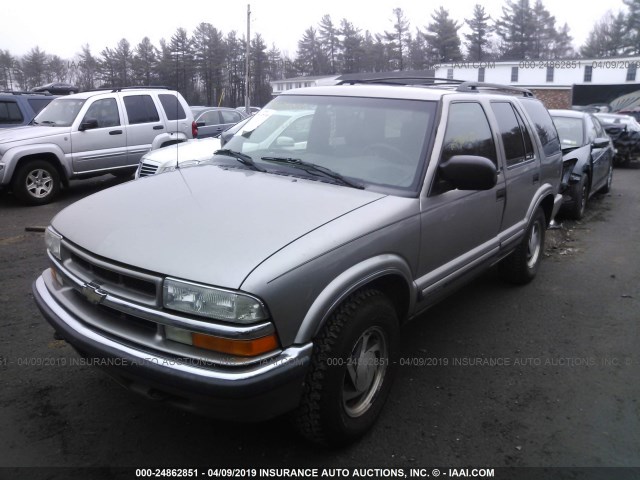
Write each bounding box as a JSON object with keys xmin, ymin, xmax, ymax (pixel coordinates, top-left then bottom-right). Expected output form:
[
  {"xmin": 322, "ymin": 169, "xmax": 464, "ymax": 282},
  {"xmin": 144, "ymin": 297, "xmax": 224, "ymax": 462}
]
[
  {"xmin": 220, "ymin": 110, "xmax": 243, "ymax": 124},
  {"xmin": 520, "ymin": 99, "xmax": 561, "ymax": 157},
  {"xmin": 158, "ymin": 94, "xmax": 186, "ymax": 121},
  {"xmin": 440, "ymin": 102, "xmax": 497, "ymax": 164},
  {"xmin": 491, "ymin": 102, "xmax": 534, "ymax": 167},
  {"xmin": 0, "ymin": 101, "xmax": 24, "ymax": 124},
  {"xmin": 28, "ymin": 98, "xmax": 54, "ymax": 115},
  {"xmin": 123, "ymin": 95, "xmax": 160, "ymax": 124}
]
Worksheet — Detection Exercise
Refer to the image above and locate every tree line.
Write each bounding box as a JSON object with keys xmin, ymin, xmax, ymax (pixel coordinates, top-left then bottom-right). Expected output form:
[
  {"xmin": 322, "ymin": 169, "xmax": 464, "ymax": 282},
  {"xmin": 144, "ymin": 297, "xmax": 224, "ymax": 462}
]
[{"xmin": 1, "ymin": 0, "xmax": 639, "ymax": 107}]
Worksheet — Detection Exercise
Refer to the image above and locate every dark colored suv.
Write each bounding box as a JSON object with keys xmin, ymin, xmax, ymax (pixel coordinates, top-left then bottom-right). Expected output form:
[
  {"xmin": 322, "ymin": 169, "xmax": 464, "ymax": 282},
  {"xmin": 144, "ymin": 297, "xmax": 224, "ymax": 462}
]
[{"xmin": 0, "ymin": 92, "xmax": 57, "ymax": 128}]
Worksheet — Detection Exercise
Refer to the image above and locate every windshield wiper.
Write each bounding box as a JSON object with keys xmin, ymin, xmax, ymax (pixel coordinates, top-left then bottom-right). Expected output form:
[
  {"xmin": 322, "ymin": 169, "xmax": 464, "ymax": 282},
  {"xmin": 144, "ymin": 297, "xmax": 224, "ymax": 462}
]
[
  {"xmin": 214, "ymin": 149, "xmax": 265, "ymax": 172},
  {"xmin": 260, "ymin": 156, "xmax": 364, "ymax": 189}
]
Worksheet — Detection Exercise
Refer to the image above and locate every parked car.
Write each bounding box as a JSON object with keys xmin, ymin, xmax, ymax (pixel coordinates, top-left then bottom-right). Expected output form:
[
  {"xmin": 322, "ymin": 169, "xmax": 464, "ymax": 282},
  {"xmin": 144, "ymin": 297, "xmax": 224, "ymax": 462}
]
[
  {"xmin": 0, "ymin": 91, "xmax": 57, "ymax": 128},
  {"xmin": 594, "ymin": 112, "xmax": 640, "ymax": 166},
  {"xmin": 219, "ymin": 116, "xmax": 251, "ymax": 147},
  {"xmin": 34, "ymin": 80, "xmax": 564, "ymax": 446},
  {"xmin": 31, "ymin": 82, "xmax": 79, "ymax": 95},
  {"xmin": 191, "ymin": 106, "xmax": 247, "ymax": 138},
  {"xmin": 135, "ymin": 137, "xmax": 221, "ymax": 178},
  {"xmin": 550, "ymin": 109, "xmax": 614, "ymax": 219},
  {"xmin": 0, "ymin": 87, "xmax": 196, "ymax": 204}
]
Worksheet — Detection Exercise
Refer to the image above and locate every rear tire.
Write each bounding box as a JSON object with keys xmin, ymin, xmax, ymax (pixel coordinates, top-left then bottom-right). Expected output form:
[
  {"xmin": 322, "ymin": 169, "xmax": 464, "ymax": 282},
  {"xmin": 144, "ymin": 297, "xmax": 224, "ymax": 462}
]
[
  {"xmin": 500, "ymin": 208, "xmax": 546, "ymax": 285},
  {"xmin": 293, "ymin": 289, "xmax": 399, "ymax": 446},
  {"xmin": 12, "ymin": 160, "xmax": 61, "ymax": 205}
]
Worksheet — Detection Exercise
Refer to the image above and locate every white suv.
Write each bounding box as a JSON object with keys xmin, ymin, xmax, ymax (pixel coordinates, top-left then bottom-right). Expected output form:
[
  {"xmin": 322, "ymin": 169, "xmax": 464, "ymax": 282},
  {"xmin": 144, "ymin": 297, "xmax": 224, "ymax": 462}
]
[{"xmin": 0, "ymin": 87, "xmax": 196, "ymax": 204}]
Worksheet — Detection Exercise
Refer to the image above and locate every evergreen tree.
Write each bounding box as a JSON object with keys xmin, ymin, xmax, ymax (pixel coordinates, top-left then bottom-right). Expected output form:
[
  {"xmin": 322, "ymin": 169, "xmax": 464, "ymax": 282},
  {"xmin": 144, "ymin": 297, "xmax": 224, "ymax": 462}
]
[
  {"xmin": 21, "ymin": 47, "xmax": 48, "ymax": 89},
  {"xmin": 77, "ymin": 44, "xmax": 97, "ymax": 91},
  {"xmin": 624, "ymin": 0, "xmax": 640, "ymax": 53},
  {"xmin": 495, "ymin": 0, "xmax": 536, "ymax": 60},
  {"xmin": 581, "ymin": 11, "xmax": 629, "ymax": 57},
  {"xmin": 192, "ymin": 23, "xmax": 226, "ymax": 105},
  {"xmin": 424, "ymin": 7, "xmax": 463, "ymax": 63},
  {"xmin": 296, "ymin": 27, "xmax": 327, "ymax": 75},
  {"xmin": 339, "ymin": 19, "xmax": 364, "ymax": 73},
  {"xmin": 250, "ymin": 34, "xmax": 272, "ymax": 106},
  {"xmin": 114, "ymin": 38, "xmax": 133, "ymax": 86},
  {"xmin": 465, "ymin": 4, "xmax": 494, "ymax": 61},
  {"xmin": 530, "ymin": 0, "xmax": 557, "ymax": 59},
  {"xmin": 384, "ymin": 8, "xmax": 411, "ymax": 70},
  {"xmin": 133, "ymin": 37, "xmax": 158, "ymax": 86},
  {"xmin": 0, "ymin": 50, "xmax": 16, "ymax": 90},
  {"xmin": 408, "ymin": 29, "xmax": 429, "ymax": 70},
  {"xmin": 318, "ymin": 15, "xmax": 340, "ymax": 74}
]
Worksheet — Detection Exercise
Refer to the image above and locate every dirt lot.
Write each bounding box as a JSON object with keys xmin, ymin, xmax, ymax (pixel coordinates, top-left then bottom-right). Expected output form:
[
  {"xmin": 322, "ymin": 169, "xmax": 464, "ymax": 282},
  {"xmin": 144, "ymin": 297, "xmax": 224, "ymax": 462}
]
[{"xmin": 0, "ymin": 167, "xmax": 638, "ymax": 478}]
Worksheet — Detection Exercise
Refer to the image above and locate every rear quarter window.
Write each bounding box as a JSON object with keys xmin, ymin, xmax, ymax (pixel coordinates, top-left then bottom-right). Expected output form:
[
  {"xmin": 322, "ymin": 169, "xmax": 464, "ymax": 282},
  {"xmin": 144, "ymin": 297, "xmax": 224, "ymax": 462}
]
[
  {"xmin": 158, "ymin": 94, "xmax": 186, "ymax": 121},
  {"xmin": 520, "ymin": 99, "xmax": 561, "ymax": 157}
]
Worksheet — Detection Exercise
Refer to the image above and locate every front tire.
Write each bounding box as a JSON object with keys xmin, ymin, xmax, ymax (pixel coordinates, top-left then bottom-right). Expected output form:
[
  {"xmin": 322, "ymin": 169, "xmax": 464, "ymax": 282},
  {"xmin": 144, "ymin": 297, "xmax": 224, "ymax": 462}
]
[
  {"xmin": 500, "ymin": 208, "xmax": 546, "ymax": 285},
  {"xmin": 294, "ymin": 289, "xmax": 399, "ymax": 446},
  {"xmin": 12, "ymin": 160, "xmax": 61, "ymax": 205},
  {"xmin": 567, "ymin": 175, "xmax": 589, "ymax": 220}
]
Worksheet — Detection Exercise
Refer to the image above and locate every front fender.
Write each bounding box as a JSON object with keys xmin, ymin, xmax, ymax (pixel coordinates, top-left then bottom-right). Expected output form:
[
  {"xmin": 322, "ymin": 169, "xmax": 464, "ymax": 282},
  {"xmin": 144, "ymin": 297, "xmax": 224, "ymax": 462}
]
[
  {"xmin": 293, "ymin": 254, "xmax": 416, "ymax": 344},
  {"xmin": 0, "ymin": 143, "xmax": 68, "ymax": 184}
]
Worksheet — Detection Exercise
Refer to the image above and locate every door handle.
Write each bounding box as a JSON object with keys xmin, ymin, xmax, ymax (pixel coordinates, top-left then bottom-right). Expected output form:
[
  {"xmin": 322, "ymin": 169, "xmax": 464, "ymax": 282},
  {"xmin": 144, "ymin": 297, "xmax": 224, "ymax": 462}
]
[
  {"xmin": 109, "ymin": 130, "xmax": 123, "ymax": 135},
  {"xmin": 532, "ymin": 173, "xmax": 540, "ymax": 184},
  {"xmin": 153, "ymin": 125, "xmax": 164, "ymax": 130},
  {"xmin": 496, "ymin": 188, "xmax": 506, "ymax": 200}
]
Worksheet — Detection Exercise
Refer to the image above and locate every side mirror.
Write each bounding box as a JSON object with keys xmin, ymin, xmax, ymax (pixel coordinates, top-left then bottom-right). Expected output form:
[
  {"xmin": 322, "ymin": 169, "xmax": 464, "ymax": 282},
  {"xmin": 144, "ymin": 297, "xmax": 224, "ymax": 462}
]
[
  {"xmin": 79, "ymin": 118, "xmax": 99, "ymax": 131},
  {"xmin": 275, "ymin": 136, "xmax": 295, "ymax": 147},
  {"xmin": 592, "ymin": 137, "xmax": 610, "ymax": 149},
  {"xmin": 438, "ymin": 155, "xmax": 497, "ymax": 191}
]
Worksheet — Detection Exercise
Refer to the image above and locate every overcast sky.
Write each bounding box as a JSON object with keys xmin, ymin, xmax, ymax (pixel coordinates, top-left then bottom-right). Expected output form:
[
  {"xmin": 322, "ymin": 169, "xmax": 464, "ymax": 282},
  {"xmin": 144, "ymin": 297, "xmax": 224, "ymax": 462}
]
[{"xmin": 2, "ymin": 0, "xmax": 628, "ymax": 60}]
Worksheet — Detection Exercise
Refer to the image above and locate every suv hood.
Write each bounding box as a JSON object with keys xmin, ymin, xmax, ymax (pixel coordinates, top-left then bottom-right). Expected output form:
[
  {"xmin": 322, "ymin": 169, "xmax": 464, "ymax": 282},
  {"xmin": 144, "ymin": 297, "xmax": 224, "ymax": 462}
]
[
  {"xmin": 0, "ymin": 125, "xmax": 67, "ymax": 144},
  {"xmin": 52, "ymin": 165, "xmax": 386, "ymax": 289}
]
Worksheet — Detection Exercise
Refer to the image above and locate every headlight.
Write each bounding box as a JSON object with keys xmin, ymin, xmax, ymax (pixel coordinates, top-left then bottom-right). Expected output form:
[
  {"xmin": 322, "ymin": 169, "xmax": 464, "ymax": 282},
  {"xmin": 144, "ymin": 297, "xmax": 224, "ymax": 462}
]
[
  {"xmin": 163, "ymin": 278, "xmax": 267, "ymax": 323},
  {"xmin": 44, "ymin": 227, "xmax": 62, "ymax": 260},
  {"xmin": 156, "ymin": 164, "xmax": 177, "ymax": 174}
]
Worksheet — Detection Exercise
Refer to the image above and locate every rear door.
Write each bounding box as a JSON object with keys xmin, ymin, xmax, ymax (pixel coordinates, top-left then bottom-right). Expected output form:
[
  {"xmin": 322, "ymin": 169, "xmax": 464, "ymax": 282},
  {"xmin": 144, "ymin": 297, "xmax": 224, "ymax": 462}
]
[
  {"xmin": 417, "ymin": 100, "xmax": 506, "ymax": 296},
  {"xmin": 122, "ymin": 93, "xmax": 165, "ymax": 164},
  {"xmin": 195, "ymin": 110, "xmax": 223, "ymax": 138},
  {"xmin": 70, "ymin": 97, "xmax": 128, "ymax": 173},
  {"xmin": 489, "ymin": 101, "xmax": 540, "ymax": 238}
]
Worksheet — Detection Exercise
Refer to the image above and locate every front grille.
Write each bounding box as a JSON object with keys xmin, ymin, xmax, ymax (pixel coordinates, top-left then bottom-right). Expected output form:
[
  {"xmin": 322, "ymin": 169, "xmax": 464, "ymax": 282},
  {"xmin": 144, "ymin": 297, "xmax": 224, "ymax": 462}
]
[
  {"xmin": 61, "ymin": 240, "xmax": 161, "ymax": 307},
  {"xmin": 139, "ymin": 162, "xmax": 159, "ymax": 177}
]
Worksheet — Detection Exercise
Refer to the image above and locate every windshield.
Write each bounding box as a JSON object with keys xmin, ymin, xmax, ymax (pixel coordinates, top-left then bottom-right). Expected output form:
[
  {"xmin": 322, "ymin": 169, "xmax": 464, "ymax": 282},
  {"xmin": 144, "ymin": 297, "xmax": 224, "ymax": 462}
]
[
  {"xmin": 224, "ymin": 95, "xmax": 437, "ymax": 191},
  {"xmin": 33, "ymin": 98, "xmax": 86, "ymax": 127},
  {"xmin": 552, "ymin": 116, "xmax": 584, "ymax": 148}
]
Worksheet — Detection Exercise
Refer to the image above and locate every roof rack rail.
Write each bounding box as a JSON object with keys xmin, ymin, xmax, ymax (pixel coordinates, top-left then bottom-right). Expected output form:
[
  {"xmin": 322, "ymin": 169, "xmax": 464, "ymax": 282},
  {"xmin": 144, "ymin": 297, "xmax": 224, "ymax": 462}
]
[
  {"xmin": 110, "ymin": 86, "xmax": 170, "ymax": 92},
  {"xmin": 456, "ymin": 82, "xmax": 534, "ymax": 97},
  {"xmin": 338, "ymin": 76, "xmax": 466, "ymax": 86},
  {"xmin": 0, "ymin": 90, "xmax": 54, "ymax": 96}
]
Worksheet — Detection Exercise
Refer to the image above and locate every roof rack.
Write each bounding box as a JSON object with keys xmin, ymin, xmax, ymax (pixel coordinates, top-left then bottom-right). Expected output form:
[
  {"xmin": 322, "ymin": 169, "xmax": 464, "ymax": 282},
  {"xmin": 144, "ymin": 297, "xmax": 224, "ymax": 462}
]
[
  {"xmin": 0, "ymin": 90, "xmax": 54, "ymax": 96},
  {"xmin": 110, "ymin": 86, "xmax": 170, "ymax": 92},
  {"xmin": 336, "ymin": 76, "xmax": 535, "ymax": 97},
  {"xmin": 455, "ymin": 82, "xmax": 534, "ymax": 97},
  {"xmin": 338, "ymin": 76, "xmax": 465, "ymax": 86}
]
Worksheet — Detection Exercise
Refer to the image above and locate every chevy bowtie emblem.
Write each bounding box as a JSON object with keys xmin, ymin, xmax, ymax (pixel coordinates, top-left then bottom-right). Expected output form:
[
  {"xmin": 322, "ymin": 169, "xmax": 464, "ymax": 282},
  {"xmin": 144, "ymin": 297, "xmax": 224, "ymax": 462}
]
[{"xmin": 82, "ymin": 282, "xmax": 107, "ymax": 304}]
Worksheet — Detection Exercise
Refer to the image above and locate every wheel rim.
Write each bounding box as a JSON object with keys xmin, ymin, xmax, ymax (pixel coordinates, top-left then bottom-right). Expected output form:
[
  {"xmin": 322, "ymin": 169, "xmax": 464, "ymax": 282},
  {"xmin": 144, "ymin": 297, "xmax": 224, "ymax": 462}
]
[
  {"xmin": 526, "ymin": 221, "xmax": 542, "ymax": 269},
  {"xmin": 25, "ymin": 169, "xmax": 54, "ymax": 198},
  {"xmin": 342, "ymin": 326, "xmax": 389, "ymax": 418}
]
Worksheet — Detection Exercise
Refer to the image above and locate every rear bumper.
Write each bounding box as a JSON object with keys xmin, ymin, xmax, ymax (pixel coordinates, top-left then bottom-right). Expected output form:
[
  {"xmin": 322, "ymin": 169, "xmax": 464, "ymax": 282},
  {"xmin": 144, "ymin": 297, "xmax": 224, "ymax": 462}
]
[{"xmin": 33, "ymin": 274, "xmax": 312, "ymax": 421}]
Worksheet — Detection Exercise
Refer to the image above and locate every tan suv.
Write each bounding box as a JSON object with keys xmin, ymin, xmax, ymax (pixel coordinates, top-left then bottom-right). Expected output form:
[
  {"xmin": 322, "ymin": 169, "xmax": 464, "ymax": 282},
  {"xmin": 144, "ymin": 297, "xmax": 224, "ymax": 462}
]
[{"xmin": 0, "ymin": 87, "xmax": 196, "ymax": 204}]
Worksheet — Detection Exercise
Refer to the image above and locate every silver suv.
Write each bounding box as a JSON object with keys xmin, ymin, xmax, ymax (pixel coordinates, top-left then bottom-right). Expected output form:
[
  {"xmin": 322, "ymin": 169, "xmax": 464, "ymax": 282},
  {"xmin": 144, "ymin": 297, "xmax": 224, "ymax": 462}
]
[
  {"xmin": 33, "ymin": 79, "xmax": 563, "ymax": 445},
  {"xmin": 0, "ymin": 87, "xmax": 195, "ymax": 204}
]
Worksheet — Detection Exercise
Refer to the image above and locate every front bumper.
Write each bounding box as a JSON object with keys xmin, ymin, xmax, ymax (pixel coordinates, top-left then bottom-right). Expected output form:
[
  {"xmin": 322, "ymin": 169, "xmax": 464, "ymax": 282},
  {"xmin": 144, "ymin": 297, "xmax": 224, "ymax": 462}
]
[{"xmin": 33, "ymin": 273, "xmax": 312, "ymax": 421}]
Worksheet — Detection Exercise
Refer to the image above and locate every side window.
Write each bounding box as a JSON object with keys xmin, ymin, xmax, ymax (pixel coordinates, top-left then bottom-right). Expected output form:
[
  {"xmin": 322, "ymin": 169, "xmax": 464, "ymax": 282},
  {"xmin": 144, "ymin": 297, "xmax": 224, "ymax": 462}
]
[
  {"xmin": 440, "ymin": 102, "xmax": 497, "ymax": 164},
  {"xmin": 198, "ymin": 110, "xmax": 220, "ymax": 126},
  {"xmin": 520, "ymin": 99, "xmax": 561, "ymax": 158},
  {"xmin": 158, "ymin": 94, "xmax": 186, "ymax": 121},
  {"xmin": 27, "ymin": 98, "xmax": 53, "ymax": 115},
  {"xmin": 82, "ymin": 98, "xmax": 120, "ymax": 128},
  {"xmin": 514, "ymin": 109, "xmax": 535, "ymax": 160},
  {"xmin": 490, "ymin": 102, "xmax": 532, "ymax": 167},
  {"xmin": 0, "ymin": 101, "xmax": 23, "ymax": 124},
  {"xmin": 593, "ymin": 116, "xmax": 606, "ymax": 138},
  {"xmin": 123, "ymin": 95, "xmax": 160, "ymax": 124},
  {"xmin": 220, "ymin": 110, "xmax": 242, "ymax": 124},
  {"xmin": 585, "ymin": 116, "xmax": 598, "ymax": 143}
]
